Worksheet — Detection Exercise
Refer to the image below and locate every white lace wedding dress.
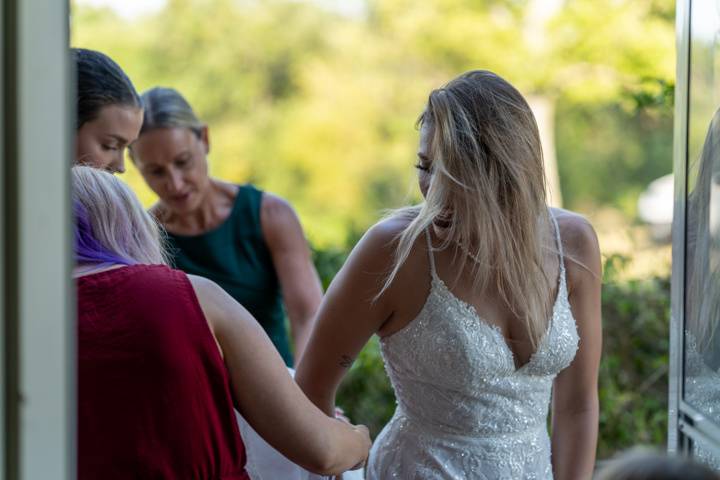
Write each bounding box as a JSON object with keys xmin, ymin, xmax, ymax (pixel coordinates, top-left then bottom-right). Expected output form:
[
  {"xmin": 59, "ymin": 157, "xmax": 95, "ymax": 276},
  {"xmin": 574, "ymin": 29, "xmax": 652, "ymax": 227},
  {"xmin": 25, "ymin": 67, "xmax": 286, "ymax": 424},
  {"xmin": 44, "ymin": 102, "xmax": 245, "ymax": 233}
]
[{"xmin": 367, "ymin": 218, "xmax": 579, "ymax": 479}]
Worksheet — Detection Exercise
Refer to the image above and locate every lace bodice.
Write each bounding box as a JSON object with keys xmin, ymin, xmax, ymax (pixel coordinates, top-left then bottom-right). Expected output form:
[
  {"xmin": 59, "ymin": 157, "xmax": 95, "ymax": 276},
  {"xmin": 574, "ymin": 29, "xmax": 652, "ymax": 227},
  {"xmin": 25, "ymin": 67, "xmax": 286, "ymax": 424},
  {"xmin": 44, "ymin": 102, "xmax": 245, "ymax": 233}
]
[{"xmin": 367, "ymin": 216, "xmax": 579, "ymax": 479}]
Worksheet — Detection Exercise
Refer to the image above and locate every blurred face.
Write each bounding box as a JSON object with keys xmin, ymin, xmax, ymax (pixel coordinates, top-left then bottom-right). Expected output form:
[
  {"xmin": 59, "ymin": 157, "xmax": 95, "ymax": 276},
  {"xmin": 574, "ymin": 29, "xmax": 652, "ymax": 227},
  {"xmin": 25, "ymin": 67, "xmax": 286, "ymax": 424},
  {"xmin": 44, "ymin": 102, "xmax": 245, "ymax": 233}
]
[
  {"xmin": 75, "ymin": 105, "xmax": 143, "ymax": 174},
  {"xmin": 131, "ymin": 127, "xmax": 211, "ymax": 214},
  {"xmin": 416, "ymin": 122, "xmax": 433, "ymax": 198}
]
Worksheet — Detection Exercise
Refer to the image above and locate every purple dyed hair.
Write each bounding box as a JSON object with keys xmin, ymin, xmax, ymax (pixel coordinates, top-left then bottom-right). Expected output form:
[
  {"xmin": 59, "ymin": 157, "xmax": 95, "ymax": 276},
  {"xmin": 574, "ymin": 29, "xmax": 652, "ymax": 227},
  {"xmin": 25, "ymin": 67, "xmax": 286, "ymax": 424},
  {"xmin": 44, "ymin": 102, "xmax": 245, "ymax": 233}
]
[{"xmin": 73, "ymin": 199, "xmax": 135, "ymax": 265}]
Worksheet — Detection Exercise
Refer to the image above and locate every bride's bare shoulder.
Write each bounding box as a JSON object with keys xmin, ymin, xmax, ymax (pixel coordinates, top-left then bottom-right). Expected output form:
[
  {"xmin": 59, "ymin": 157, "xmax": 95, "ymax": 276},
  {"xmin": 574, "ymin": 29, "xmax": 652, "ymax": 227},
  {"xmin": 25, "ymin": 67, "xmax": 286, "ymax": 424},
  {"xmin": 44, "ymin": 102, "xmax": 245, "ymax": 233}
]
[
  {"xmin": 367, "ymin": 214, "xmax": 415, "ymax": 241},
  {"xmin": 550, "ymin": 208, "xmax": 601, "ymax": 283},
  {"xmin": 347, "ymin": 211, "xmax": 419, "ymax": 269}
]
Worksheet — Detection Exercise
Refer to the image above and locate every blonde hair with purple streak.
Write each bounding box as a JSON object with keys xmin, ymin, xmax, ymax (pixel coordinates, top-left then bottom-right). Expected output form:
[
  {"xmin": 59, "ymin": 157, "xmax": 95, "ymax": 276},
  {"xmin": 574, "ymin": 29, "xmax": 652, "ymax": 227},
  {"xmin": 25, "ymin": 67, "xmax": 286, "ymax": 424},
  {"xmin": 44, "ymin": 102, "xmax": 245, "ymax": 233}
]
[{"xmin": 72, "ymin": 166, "xmax": 168, "ymax": 266}]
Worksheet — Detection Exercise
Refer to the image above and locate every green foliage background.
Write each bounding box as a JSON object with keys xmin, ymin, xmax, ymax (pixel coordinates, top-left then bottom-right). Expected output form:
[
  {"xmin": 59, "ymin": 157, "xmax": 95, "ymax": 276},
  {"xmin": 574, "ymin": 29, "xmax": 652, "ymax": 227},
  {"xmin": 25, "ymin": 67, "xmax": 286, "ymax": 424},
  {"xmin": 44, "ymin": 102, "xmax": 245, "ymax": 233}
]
[
  {"xmin": 73, "ymin": 0, "xmax": 676, "ymax": 460},
  {"xmin": 72, "ymin": 0, "xmax": 675, "ymax": 245}
]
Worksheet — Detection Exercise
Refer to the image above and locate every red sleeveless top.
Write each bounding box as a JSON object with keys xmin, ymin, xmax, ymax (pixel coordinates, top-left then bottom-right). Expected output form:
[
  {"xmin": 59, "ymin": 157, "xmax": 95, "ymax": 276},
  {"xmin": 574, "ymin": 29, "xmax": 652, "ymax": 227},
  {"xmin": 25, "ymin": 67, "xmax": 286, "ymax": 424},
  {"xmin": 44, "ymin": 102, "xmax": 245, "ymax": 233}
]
[{"xmin": 77, "ymin": 264, "xmax": 249, "ymax": 480}]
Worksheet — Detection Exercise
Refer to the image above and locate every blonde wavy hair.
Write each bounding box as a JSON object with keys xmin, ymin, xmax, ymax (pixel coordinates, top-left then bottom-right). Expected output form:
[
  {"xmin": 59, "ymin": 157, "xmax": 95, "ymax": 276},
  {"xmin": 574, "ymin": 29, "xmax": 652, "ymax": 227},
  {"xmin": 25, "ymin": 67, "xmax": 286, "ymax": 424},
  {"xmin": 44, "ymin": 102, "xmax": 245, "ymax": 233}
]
[
  {"xmin": 72, "ymin": 165, "xmax": 168, "ymax": 266},
  {"xmin": 384, "ymin": 70, "xmax": 552, "ymax": 347}
]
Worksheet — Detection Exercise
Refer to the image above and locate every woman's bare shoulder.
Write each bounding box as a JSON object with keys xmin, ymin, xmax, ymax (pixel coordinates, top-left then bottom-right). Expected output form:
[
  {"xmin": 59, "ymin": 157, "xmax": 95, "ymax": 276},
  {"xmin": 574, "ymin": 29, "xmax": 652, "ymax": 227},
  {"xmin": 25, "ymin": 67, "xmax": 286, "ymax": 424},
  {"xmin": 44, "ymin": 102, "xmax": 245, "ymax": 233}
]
[
  {"xmin": 187, "ymin": 274, "xmax": 251, "ymax": 322},
  {"xmin": 354, "ymin": 211, "xmax": 421, "ymax": 262},
  {"xmin": 550, "ymin": 208, "xmax": 602, "ymax": 284},
  {"xmin": 367, "ymin": 213, "xmax": 414, "ymax": 241}
]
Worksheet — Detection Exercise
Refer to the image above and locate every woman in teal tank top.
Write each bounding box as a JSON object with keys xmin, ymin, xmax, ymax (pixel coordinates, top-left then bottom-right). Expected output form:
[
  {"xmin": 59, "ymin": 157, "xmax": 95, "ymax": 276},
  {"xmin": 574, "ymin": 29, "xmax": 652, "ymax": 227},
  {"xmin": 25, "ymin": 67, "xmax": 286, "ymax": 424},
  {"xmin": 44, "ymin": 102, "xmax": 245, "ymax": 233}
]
[{"xmin": 129, "ymin": 87, "xmax": 322, "ymax": 366}]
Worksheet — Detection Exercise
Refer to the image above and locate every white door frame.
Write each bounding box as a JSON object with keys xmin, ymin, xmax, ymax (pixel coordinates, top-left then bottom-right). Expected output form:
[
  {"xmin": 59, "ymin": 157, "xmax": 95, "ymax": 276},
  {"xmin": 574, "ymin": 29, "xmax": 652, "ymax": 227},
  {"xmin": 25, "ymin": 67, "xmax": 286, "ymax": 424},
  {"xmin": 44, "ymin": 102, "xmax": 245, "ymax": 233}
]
[{"xmin": 2, "ymin": 0, "xmax": 74, "ymax": 478}]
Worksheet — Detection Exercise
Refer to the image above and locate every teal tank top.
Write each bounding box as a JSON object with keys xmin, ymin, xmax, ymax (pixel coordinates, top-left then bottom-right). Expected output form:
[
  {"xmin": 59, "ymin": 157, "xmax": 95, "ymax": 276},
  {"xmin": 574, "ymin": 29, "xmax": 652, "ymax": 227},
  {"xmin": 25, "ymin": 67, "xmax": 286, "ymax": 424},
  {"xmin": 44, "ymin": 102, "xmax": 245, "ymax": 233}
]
[{"xmin": 164, "ymin": 184, "xmax": 293, "ymax": 366}]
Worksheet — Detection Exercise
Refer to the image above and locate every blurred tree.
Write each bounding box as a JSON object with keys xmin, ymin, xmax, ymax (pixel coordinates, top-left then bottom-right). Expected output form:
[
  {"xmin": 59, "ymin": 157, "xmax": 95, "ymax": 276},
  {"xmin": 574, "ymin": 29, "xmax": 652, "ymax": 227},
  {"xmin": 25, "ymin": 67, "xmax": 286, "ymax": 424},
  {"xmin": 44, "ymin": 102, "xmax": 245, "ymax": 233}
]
[
  {"xmin": 366, "ymin": 0, "xmax": 675, "ymax": 208},
  {"xmin": 71, "ymin": 0, "xmax": 676, "ymax": 246}
]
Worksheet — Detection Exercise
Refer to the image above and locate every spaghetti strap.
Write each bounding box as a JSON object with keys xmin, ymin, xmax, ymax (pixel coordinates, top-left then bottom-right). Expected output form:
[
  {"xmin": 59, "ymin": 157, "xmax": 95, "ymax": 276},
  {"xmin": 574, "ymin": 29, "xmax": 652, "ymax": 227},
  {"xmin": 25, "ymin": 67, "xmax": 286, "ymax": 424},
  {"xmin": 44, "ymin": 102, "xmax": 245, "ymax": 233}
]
[
  {"xmin": 549, "ymin": 212, "xmax": 567, "ymax": 281},
  {"xmin": 424, "ymin": 228, "xmax": 437, "ymax": 278}
]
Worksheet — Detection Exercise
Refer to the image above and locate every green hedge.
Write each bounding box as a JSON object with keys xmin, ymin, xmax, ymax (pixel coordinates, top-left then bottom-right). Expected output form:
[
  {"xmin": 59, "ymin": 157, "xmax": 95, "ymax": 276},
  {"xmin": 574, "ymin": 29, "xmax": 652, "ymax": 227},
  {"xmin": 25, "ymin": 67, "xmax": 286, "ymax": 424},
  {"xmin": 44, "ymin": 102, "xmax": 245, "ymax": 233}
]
[
  {"xmin": 314, "ymin": 249, "xmax": 670, "ymax": 459},
  {"xmin": 597, "ymin": 254, "xmax": 669, "ymax": 457}
]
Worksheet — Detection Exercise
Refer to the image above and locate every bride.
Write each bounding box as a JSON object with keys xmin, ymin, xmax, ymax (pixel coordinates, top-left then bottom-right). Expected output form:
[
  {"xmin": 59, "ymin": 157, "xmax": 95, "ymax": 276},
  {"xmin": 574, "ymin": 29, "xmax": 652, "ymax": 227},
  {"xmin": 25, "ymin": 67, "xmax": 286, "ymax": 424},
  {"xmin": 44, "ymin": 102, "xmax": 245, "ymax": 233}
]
[{"xmin": 296, "ymin": 70, "xmax": 601, "ymax": 479}]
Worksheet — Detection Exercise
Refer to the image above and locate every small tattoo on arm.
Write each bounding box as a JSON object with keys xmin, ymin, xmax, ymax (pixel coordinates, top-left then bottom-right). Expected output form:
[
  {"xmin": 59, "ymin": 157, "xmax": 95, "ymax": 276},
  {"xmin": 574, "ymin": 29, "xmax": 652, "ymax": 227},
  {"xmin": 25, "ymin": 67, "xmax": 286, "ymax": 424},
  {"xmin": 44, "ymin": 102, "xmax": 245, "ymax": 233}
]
[{"xmin": 339, "ymin": 355, "xmax": 353, "ymax": 368}]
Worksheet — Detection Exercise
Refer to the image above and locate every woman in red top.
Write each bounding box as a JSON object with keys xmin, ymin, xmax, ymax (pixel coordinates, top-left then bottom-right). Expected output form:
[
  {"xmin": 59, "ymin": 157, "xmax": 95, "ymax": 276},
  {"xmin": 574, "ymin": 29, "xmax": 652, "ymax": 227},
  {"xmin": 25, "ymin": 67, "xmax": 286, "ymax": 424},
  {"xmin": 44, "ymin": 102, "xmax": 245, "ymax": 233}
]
[{"xmin": 73, "ymin": 165, "xmax": 370, "ymax": 479}]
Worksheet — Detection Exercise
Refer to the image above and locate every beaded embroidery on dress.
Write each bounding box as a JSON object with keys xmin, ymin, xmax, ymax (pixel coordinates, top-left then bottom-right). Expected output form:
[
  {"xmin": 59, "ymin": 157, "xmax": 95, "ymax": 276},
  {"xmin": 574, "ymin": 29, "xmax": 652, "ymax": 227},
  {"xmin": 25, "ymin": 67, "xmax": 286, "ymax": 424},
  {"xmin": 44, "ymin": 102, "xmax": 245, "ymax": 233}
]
[{"xmin": 367, "ymin": 215, "xmax": 579, "ymax": 480}]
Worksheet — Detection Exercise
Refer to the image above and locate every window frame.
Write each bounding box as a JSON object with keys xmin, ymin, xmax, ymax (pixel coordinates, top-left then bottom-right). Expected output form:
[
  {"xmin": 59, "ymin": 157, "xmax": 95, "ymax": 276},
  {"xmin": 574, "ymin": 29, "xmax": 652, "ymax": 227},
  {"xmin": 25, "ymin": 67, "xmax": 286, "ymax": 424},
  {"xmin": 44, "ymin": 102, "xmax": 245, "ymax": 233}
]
[{"xmin": 669, "ymin": 0, "xmax": 720, "ymax": 462}]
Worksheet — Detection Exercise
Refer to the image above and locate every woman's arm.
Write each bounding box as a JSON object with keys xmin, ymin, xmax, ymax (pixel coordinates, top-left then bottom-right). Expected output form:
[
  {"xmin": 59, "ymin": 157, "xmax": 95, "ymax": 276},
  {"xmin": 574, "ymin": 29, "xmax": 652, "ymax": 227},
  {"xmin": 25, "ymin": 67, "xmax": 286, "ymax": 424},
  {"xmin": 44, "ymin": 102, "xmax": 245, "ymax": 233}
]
[
  {"xmin": 261, "ymin": 193, "xmax": 323, "ymax": 362},
  {"xmin": 189, "ymin": 275, "xmax": 370, "ymax": 475},
  {"xmin": 295, "ymin": 220, "xmax": 402, "ymax": 415},
  {"xmin": 551, "ymin": 213, "xmax": 602, "ymax": 480}
]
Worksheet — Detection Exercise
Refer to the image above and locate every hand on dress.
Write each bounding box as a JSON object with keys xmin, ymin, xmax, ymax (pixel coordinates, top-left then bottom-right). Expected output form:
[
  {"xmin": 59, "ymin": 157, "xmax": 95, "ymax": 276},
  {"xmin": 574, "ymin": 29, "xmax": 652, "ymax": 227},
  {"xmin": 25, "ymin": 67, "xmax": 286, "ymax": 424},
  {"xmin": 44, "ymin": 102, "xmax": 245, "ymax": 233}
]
[{"xmin": 333, "ymin": 414, "xmax": 369, "ymax": 475}]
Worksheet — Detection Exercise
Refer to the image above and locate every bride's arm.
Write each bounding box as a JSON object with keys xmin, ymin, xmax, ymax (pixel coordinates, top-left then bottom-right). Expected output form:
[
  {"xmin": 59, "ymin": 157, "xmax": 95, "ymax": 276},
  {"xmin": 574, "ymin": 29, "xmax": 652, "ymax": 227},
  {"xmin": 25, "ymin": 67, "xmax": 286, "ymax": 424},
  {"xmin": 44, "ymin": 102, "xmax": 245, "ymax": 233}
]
[
  {"xmin": 551, "ymin": 214, "xmax": 602, "ymax": 480},
  {"xmin": 295, "ymin": 219, "xmax": 403, "ymax": 416}
]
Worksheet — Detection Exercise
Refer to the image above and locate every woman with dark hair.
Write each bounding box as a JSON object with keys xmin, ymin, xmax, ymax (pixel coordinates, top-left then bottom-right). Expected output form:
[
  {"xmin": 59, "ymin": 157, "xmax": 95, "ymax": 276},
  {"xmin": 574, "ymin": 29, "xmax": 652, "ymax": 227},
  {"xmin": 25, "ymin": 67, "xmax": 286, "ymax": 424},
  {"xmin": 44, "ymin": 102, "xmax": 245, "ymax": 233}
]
[
  {"xmin": 73, "ymin": 48, "xmax": 142, "ymax": 173},
  {"xmin": 130, "ymin": 87, "xmax": 322, "ymax": 366},
  {"xmin": 73, "ymin": 165, "xmax": 370, "ymax": 479}
]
